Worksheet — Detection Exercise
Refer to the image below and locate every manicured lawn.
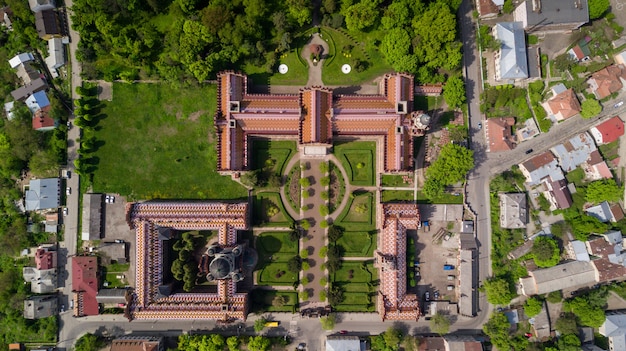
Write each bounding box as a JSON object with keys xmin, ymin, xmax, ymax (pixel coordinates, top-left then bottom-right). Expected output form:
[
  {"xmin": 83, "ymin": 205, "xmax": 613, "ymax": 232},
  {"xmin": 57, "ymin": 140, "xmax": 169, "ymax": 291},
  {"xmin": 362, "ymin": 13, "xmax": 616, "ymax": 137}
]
[
  {"xmin": 104, "ymin": 273, "xmax": 126, "ymax": 288},
  {"xmin": 381, "ymin": 190, "xmax": 414, "ymax": 202},
  {"xmin": 336, "ymin": 232, "xmax": 375, "ymax": 257},
  {"xmin": 92, "ymin": 83, "xmax": 247, "ymax": 200},
  {"xmin": 107, "ymin": 262, "xmax": 130, "ymax": 272},
  {"xmin": 244, "ymin": 48, "xmax": 309, "ymax": 86},
  {"xmin": 255, "ymin": 231, "xmax": 299, "ymax": 264},
  {"xmin": 333, "ymin": 261, "xmax": 377, "ymax": 284},
  {"xmin": 335, "ymin": 192, "xmax": 375, "ymax": 231},
  {"xmin": 320, "ymin": 27, "xmax": 393, "ymax": 86},
  {"xmin": 331, "ymin": 260, "xmax": 377, "ymax": 312},
  {"xmin": 253, "ymin": 192, "xmax": 293, "ymax": 227},
  {"xmin": 414, "ymin": 95, "xmax": 443, "ymax": 112},
  {"xmin": 381, "ymin": 174, "xmax": 413, "ymax": 187},
  {"xmin": 416, "ymin": 191, "xmax": 463, "ymax": 204},
  {"xmin": 566, "ymin": 168, "xmax": 586, "ymax": 187},
  {"xmin": 334, "ymin": 141, "xmax": 376, "ymax": 186},
  {"xmin": 258, "ymin": 263, "xmax": 299, "ymax": 286},
  {"xmin": 249, "ymin": 289, "xmax": 299, "ymax": 313},
  {"xmin": 250, "ymin": 139, "xmax": 297, "ymax": 175}
]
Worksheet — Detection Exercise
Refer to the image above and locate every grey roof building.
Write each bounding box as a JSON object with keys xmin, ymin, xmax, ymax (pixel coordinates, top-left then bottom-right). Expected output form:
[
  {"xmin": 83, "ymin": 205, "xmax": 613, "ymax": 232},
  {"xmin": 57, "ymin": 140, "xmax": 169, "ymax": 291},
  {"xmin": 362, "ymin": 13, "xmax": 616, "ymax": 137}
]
[
  {"xmin": 24, "ymin": 295, "xmax": 57, "ymax": 319},
  {"xmin": 519, "ymin": 261, "xmax": 597, "ymax": 295},
  {"xmin": 499, "ymin": 193, "xmax": 527, "ymax": 229},
  {"xmin": 514, "ymin": 0, "xmax": 589, "ymax": 34},
  {"xmin": 22, "ymin": 267, "xmax": 57, "ymax": 293},
  {"xmin": 82, "ymin": 193, "xmax": 102, "ymax": 241},
  {"xmin": 459, "ymin": 249, "xmax": 478, "ymax": 317},
  {"xmin": 519, "ymin": 151, "xmax": 564, "ymax": 186},
  {"xmin": 493, "ymin": 22, "xmax": 528, "ymax": 81},
  {"xmin": 568, "ymin": 240, "xmax": 591, "ymax": 262},
  {"xmin": 586, "ymin": 202, "xmax": 623, "ymax": 223},
  {"xmin": 550, "ymin": 132, "xmax": 597, "ymax": 172},
  {"xmin": 600, "ymin": 313, "xmax": 626, "ymax": 351},
  {"xmin": 96, "ymin": 288, "xmax": 127, "ymax": 305},
  {"xmin": 25, "ymin": 178, "xmax": 59, "ymax": 211},
  {"xmin": 28, "ymin": 0, "xmax": 55, "ymax": 12},
  {"xmin": 10, "ymin": 77, "xmax": 48, "ymax": 101},
  {"xmin": 326, "ymin": 336, "xmax": 364, "ymax": 351}
]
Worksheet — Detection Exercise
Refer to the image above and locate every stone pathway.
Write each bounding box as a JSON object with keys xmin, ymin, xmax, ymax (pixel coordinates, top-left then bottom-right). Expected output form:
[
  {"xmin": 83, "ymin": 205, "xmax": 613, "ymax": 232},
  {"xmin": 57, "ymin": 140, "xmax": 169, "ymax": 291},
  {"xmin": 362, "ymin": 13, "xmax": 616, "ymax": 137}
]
[{"xmin": 301, "ymin": 33, "xmax": 329, "ymax": 87}]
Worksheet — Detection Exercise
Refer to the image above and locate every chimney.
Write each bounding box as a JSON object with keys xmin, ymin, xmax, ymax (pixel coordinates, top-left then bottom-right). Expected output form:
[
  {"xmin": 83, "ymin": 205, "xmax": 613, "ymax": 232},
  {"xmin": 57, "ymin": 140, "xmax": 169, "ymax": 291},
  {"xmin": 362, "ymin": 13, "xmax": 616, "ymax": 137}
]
[{"xmin": 532, "ymin": 0, "xmax": 542, "ymax": 12}]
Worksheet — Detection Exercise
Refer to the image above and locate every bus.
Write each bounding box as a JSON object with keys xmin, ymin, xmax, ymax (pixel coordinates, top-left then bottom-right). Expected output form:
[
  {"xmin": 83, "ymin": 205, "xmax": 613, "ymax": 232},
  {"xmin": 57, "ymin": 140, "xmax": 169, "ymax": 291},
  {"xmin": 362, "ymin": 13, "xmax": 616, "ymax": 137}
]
[{"xmin": 264, "ymin": 321, "xmax": 279, "ymax": 328}]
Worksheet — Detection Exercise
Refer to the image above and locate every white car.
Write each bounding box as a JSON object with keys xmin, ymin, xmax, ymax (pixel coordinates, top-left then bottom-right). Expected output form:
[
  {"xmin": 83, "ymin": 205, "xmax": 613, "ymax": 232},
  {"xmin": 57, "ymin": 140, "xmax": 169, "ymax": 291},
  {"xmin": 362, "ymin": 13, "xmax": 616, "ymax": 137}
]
[
  {"xmin": 615, "ymin": 101, "xmax": 624, "ymax": 109},
  {"xmin": 66, "ymin": 187, "xmax": 71, "ymax": 195},
  {"xmin": 63, "ymin": 207, "xmax": 68, "ymax": 216}
]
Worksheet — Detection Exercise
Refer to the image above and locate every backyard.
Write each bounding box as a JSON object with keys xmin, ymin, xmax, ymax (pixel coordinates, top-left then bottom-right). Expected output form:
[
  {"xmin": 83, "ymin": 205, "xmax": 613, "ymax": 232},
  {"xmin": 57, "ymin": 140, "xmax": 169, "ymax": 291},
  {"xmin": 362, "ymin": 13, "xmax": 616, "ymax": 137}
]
[
  {"xmin": 91, "ymin": 83, "xmax": 247, "ymax": 200},
  {"xmin": 331, "ymin": 260, "xmax": 377, "ymax": 312},
  {"xmin": 255, "ymin": 232, "xmax": 299, "ymax": 286},
  {"xmin": 381, "ymin": 190, "xmax": 414, "ymax": 202},
  {"xmin": 334, "ymin": 140, "xmax": 376, "ymax": 186}
]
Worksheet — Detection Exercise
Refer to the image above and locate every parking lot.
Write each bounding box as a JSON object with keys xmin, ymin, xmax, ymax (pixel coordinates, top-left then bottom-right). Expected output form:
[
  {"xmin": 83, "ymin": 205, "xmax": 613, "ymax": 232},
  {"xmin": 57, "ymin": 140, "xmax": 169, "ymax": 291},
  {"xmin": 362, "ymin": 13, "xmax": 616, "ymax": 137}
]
[
  {"xmin": 101, "ymin": 194, "xmax": 136, "ymax": 288},
  {"xmin": 411, "ymin": 205, "xmax": 464, "ymax": 313}
]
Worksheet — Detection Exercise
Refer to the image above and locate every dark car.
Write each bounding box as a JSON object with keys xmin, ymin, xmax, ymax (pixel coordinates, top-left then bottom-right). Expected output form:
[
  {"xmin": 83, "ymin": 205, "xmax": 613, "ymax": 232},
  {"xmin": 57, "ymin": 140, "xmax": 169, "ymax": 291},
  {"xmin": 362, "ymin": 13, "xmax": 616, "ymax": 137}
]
[{"xmin": 525, "ymin": 149, "xmax": 533, "ymax": 154}]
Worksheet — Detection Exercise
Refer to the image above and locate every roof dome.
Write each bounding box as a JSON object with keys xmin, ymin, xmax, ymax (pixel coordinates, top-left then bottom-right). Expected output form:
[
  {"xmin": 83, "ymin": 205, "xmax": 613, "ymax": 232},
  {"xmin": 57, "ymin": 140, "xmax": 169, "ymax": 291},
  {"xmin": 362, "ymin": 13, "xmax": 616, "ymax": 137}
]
[{"xmin": 209, "ymin": 257, "xmax": 233, "ymax": 280}]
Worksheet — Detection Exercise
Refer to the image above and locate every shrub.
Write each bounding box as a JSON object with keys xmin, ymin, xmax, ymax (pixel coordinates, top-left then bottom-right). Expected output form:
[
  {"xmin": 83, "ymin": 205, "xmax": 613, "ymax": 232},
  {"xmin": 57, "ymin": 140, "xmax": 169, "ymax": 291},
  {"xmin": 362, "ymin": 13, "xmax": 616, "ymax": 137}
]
[
  {"xmin": 321, "ymin": 191, "xmax": 329, "ymax": 200},
  {"xmin": 302, "ymin": 261, "xmax": 310, "ymax": 270},
  {"xmin": 319, "ymin": 247, "xmax": 328, "ymax": 258},
  {"xmin": 266, "ymin": 204, "xmax": 279, "ymax": 217},
  {"xmin": 320, "ymin": 177, "xmax": 330, "ymax": 186},
  {"xmin": 299, "ymin": 177, "xmax": 311, "ymax": 187},
  {"xmin": 320, "ymin": 277, "xmax": 327, "ymax": 286},
  {"xmin": 319, "ymin": 205, "xmax": 329, "ymax": 216},
  {"xmin": 320, "ymin": 220, "xmax": 329, "ymax": 228},
  {"xmin": 300, "ymin": 219, "xmax": 310, "ymax": 230},
  {"xmin": 301, "ymin": 277, "xmax": 309, "ymax": 285},
  {"xmin": 300, "ymin": 249, "xmax": 309, "ymax": 259},
  {"xmin": 319, "ymin": 290, "xmax": 327, "ymax": 301},
  {"xmin": 356, "ymin": 162, "xmax": 365, "ymax": 169},
  {"xmin": 547, "ymin": 290, "xmax": 563, "ymax": 303},
  {"xmin": 299, "ymin": 291, "xmax": 310, "ymax": 300},
  {"xmin": 302, "ymin": 190, "xmax": 310, "ymax": 199},
  {"xmin": 319, "ymin": 162, "xmax": 329, "ymax": 173}
]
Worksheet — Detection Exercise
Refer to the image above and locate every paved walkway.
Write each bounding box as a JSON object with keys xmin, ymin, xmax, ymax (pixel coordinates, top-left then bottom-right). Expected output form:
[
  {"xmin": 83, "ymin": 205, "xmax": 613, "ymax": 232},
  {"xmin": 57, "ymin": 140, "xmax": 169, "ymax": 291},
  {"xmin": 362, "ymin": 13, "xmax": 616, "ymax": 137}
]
[{"xmin": 301, "ymin": 33, "xmax": 328, "ymax": 87}]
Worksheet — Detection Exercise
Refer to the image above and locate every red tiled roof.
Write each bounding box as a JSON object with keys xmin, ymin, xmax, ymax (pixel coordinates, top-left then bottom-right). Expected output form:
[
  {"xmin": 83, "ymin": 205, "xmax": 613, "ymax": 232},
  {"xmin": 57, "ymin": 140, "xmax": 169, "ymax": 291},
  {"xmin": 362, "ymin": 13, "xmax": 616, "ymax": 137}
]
[
  {"xmin": 547, "ymin": 89, "xmax": 581, "ymax": 120},
  {"xmin": 522, "ymin": 151, "xmax": 556, "ymax": 172},
  {"xmin": 486, "ymin": 117, "xmax": 515, "ymax": 152},
  {"xmin": 35, "ymin": 248, "xmax": 56, "ymax": 270},
  {"xmin": 111, "ymin": 338, "xmax": 161, "ymax": 351},
  {"xmin": 593, "ymin": 116, "xmax": 624, "ymax": 144},
  {"xmin": 589, "ymin": 65, "xmax": 626, "ymax": 99},
  {"xmin": 32, "ymin": 106, "xmax": 54, "ymax": 130},
  {"xmin": 477, "ymin": 0, "xmax": 499, "ymax": 17},
  {"xmin": 72, "ymin": 256, "xmax": 99, "ymax": 316},
  {"xmin": 414, "ymin": 84, "xmax": 443, "ymax": 96}
]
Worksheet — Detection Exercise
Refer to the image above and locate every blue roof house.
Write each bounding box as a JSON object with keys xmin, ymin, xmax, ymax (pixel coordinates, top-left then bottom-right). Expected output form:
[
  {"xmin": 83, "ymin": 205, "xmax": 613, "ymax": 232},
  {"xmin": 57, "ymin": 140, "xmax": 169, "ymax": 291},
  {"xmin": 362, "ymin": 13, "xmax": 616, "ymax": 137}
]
[
  {"xmin": 493, "ymin": 22, "xmax": 528, "ymax": 81},
  {"xmin": 25, "ymin": 178, "xmax": 59, "ymax": 211}
]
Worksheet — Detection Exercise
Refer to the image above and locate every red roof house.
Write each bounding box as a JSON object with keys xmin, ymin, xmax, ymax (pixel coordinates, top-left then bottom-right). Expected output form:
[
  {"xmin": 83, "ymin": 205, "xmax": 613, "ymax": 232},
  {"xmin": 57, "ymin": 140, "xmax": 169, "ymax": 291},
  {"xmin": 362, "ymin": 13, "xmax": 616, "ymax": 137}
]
[
  {"xmin": 587, "ymin": 65, "xmax": 626, "ymax": 99},
  {"xmin": 542, "ymin": 88, "xmax": 581, "ymax": 121},
  {"xmin": 31, "ymin": 106, "xmax": 55, "ymax": 131},
  {"xmin": 590, "ymin": 116, "xmax": 625, "ymax": 144},
  {"xmin": 486, "ymin": 117, "xmax": 516, "ymax": 152},
  {"xmin": 72, "ymin": 256, "xmax": 99, "ymax": 316},
  {"xmin": 35, "ymin": 248, "xmax": 56, "ymax": 270},
  {"xmin": 476, "ymin": 0, "xmax": 500, "ymax": 18}
]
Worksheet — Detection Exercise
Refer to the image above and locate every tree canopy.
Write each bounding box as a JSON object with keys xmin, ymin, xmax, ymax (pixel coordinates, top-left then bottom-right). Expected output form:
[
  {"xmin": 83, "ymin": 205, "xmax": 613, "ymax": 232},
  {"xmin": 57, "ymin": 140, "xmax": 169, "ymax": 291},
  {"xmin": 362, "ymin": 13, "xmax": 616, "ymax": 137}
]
[
  {"xmin": 564, "ymin": 296, "xmax": 606, "ymax": 327},
  {"xmin": 74, "ymin": 334, "xmax": 105, "ymax": 351},
  {"xmin": 589, "ymin": 0, "xmax": 610, "ymax": 20},
  {"xmin": 483, "ymin": 277, "xmax": 515, "ymax": 305},
  {"xmin": 586, "ymin": 179, "xmax": 622, "ymax": 203},
  {"xmin": 580, "ymin": 99, "xmax": 602, "ymax": 118},
  {"xmin": 443, "ymin": 76, "xmax": 466, "ymax": 110},
  {"xmin": 483, "ymin": 312, "xmax": 514, "ymax": 351},
  {"xmin": 371, "ymin": 328, "xmax": 402, "ymax": 351},
  {"xmin": 430, "ymin": 313, "xmax": 450, "ymax": 335},
  {"xmin": 523, "ymin": 297, "xmax": 543, "ymax": 317},
  {"xmin": 531, "ymin": 236, "xmax": 560, "ymax": 268},
  {"xmin": 424, "ymin": 144, "xmax": 474, "ymax": 198}
]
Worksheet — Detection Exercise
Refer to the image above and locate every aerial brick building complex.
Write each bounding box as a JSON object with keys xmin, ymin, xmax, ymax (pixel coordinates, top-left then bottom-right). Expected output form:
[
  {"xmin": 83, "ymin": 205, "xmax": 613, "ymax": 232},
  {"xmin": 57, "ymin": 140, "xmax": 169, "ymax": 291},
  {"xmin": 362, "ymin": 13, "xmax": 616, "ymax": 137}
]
[
  {"xmin": 215, "ymin": 71, "xmax": 424, "ymax": 173},
  {"xmin": 127, "ymin": 201, "xmax": 250, "ymax": 321},
  {"xmin": 376, "ymin": 203, "xmax": 421, "ymax": 321}
]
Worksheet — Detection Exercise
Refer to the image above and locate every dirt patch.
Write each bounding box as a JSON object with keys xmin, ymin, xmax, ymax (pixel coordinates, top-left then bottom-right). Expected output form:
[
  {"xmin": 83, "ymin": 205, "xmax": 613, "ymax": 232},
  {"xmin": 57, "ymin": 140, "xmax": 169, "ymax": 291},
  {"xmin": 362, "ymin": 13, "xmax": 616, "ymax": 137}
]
[
  {"xmin": 96, "ymin": 80, "xmax": 113, "ymax": 101},
  {"xmin": 176, "ymin": 111, "xmax": 183, "ymax": 120},
  {"xmin": 189, "ymin": 110, "xmax": 206, "ymax": 121}
]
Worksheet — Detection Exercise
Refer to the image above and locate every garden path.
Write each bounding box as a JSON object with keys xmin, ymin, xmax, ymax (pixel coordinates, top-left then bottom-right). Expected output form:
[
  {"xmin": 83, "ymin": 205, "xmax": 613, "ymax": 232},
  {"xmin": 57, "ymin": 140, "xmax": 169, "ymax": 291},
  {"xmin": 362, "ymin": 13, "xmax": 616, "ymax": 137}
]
[{"xmin": 301, "ymin": 33, "xmax": 329, "ymax": 87}]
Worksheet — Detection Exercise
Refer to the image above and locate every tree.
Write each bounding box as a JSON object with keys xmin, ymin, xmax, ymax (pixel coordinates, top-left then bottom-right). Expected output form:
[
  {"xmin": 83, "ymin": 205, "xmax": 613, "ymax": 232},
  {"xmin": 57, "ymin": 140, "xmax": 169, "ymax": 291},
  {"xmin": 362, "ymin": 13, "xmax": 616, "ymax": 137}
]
[
  {"xmin": 412, "ymin": 1, "xmax": 461, "ymax": 70},
  {"xmin": 247, "ymin": 336, "xmax": 271, "ymax": 351},
  {"xmin": 565, "ymin": 296, "xmax": 606, "ymax": 327},
  {"xmin": 74, "ymin": 334, "xmax": 104, "ymax": 351},
  {"xmin": 558, "ymin": 334, "xmax": 582, "ymax": 351},
  {"xmin": 581, "ymin": 98, "xmax": 602, "ymax": 118},
  {"xmin": 554, "ymin": 54, "xmax": 576, "ymax": 72},
  {"xmin": 570, "ymin": 215, "xmax": 609, "ymax": 241},
  {"xmin": 586, "ymin": 179, "xmax": 622, "ymax": 203},
  {"xmin": 483, "ymin": 277, "xmax": 515, "ymax": 305},
  {"xmin": 443, "ymin": 76, "xmax": 466, "ymax": 110},
  {"xmin": 254, "ymin": 317, "xmax": 267, "ymax": 333},
  {"xmin": 523, "ymin": 297, "xmax": 543, "ymax": 317},
  {"xmin": 272, "ymin": 295, "xmax": 286, "ymax": 308},
  {"xmin": 320, "ymin": 313, "xmax": 336, "ymax": 330},
  {"xmin": 430, "ymin": 313, "xmax": 450, "ymax": 335},
  {"xmin": 555, "ymin": 314, "xmax": 578, "ymax": 335},
  {"xmin": 502, "ymin": 0, "xmax": 514, "ymax": 13},
  {"xmin": 483, "ymin": 312, "xmax": 511, "ymax": 351},
  {"xmin": 327, "ymin": 225, "xmax": 344, "ymax": 242},
  {"xmin": 589, "ymin": 0, "xmax": 610, "ymax": 19},
  {"xmin": 448, "ymin": 125, "xmax": 468, "ymax": 143},
  {"xmin": 343, "ymin": 0, "xmax": 378, "ymax": 32},
  {"xmin": 241, "ymin": 170, "xmax": 259, "ymax": 187},
  {"xmin": 327, "ymin": 285, "xmax": 345, "ymax": 306},
  {"xmin": 380, "ymin": 28, "xmax": 413, "ymax": 71},
  {"xmin": 300, "ymin": 219, "xmax": 310, "ymax": 230},
  {"xmin": 424, "ymin": 144, "xmax": 474, "ymax": 199},
  {"xmin": 226, "ymin": 336, "xmax": 240, "ymax": 351},
  {"xmin": 287, "ymin": 256, "xmax": 302, "ymax": 273},
  {"xmin": 299, "ymin": 177, "xmax": 310, "ymax": 187},
  {"xmin": 531, "ymin": 236, "xmax": 560, "ymax": 268},
  {"xmin": 371, "ymin": 328, "xmax": 402, "ymax": 351}
]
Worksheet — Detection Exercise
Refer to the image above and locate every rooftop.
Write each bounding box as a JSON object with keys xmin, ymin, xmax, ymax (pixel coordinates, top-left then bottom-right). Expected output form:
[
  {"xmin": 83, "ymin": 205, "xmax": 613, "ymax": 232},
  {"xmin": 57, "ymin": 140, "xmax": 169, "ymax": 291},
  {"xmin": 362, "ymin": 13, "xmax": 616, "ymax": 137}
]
[
  {"xmin": 499, "ymin": 193, "xmax": 527, "ymax": 229},
  {"xmin": 486, "ymin": 117, "xmax": 516, "ymax": 152},
  {"xmin": 590, "ymin": 116, "xmax": 625, "ymax": 144},
  {"xmin": 494, "ymin": 22, "xmax": 528, "ymax": 80},
  {"xmin": 25, "ymin": 178, "xmax": 59, "ymax": 211},
  {"xmin": 72, "ymin": 256, "xmax": 99, "ymax": 316},
  {"xmin": 550, "ymin": 132, "xmax": 597, "ymax": 172}
]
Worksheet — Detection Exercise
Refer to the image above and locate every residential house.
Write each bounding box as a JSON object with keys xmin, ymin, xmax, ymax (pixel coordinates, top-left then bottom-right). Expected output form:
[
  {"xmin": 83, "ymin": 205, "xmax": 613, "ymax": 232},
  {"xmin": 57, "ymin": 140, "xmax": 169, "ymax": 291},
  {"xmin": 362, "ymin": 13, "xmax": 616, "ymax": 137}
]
[
  {"xmin": 550, "ymin": 132, "xmax": 597, "ymax": 172},
  {"xmin": 22, "ymin": 266, "xmax": 57, "ymax": 293},
  {"xmin": 325, "ymin": 336, "xmax": 365, "ymax": 351},
  {"xmin": 513, "ymin": 0, "xmax": 589, "ymax": 34},
  {"xmin": 583, "ymin": 150, "xmax": 613, "ymax": 181},
  {"xmin": 587, "ymin": 65, "xmax": 626, "ymax": 100},
  {"xmin": 10, "ymin": 78, "xmax": 48, "ymax": 101},
  {"xmin": 542, "ymin": 84, "xmax": 581, "ymax": 121},
  {"xmin": 567, "ymin": 240, "xmax": 591, "ymax": 262},
  {"xmin": 35, "ymin": 10, "xmax": 61, "ymax": 40},
  {"xmin": 569, "ymin": 38, "xmax": 592, "ymax": 62},
  {"xmin": 0, "ymin": 6, "xmax": 13, "ymax": 30},
  {"xmin": 616, "ymin": 50, "xmax": 626, "ymax": 65},
  {"xmin": 45, "ymin": 38, "xmax": 65, "ymax": 77},
  {"xmin": 35, "ymin": 247, "xmax": 56, "ymax": 270},
  {"xmin": 600, "ymin": 313, "xmax": 626, "ymax": 351},
  {"xmin": 25, "ymin": 91, "xmax": 54, "ymax": 131},
  {"xmin": 476, "ymin": 0, "xmax": 502, "ymax": 19},
  {"xmin": 9, "ymin": 53, "xmax": 39, "ymax": 85},
  {"xmin": 590, "ymin": 116, "xmax": 625, "ymax": 145},
  {"xmin": 72, "ymin": 256, "xmax": 99, "ymax": 316},
  {"xmin": 443, "ymin": 335, "xmax": 484, "ymax": 351},
  {"xmin": 519, "ymin": 151, "xmax": 564, "ymax": 185},
  {"xmin": 28, "ymin": 0, "xmax": 55, "ymax": 12},
  {"xmin": 461, "ymin": 220, "xmax": 474, "ymax": 234},
  {"xmin": 110, "ymin": 336, "xmax": 164, "ymax": 351},
  {"xmin": 518, "ymin": 261, "xmax": 597, "ymax": 295},
  {"xmin": 493, "ymin": 22, "xmax": 528, "ymax": 81},
  {"xmin": 499, "ymin": 193, "xmax": 527, "ymax": 229},
  {"xmin": 82, "ymin": 193, "xmax": 102, "ymax": 241},
  {"xmin": 459, "ymin": 248, "xmax": 478, "ymax": 317},
  {"xmin": 585, "ymin": 201, "xmax": 624, "ymax": 223},
  {"xmin": 508, "ymin": 240, "xmax": 534, "ymax": 260},
  {"xmin": 486, "ymin": 117, "xmax": 516, "ymax": 152},
  {"xmin": 516, "ymin": 118, "xmax": 540, "ymax": 142},
  {"xmin": 544, "ymin": 177, "xmax": 573, "ymax": 210},
  {"xmin": 23, "ymin": 295, "xmax": 57, "ymax": 319},
  {"xmin": 586, "ymin": 231, "xmax": 626, "ymax": 283},
  {"xmin": 418, "ymin": 337, "xmax": 446, "ymax": 351},
  {"xmin": 25, "ymin": 178, "xmax": 60, "ymax": 211},
  {"xmin": 25, "ymin": 90, "xmax": 50, "ymax": 113},
  {"xmin": 8, "ymin": 52, "xmax": 34, "ymax": 68},
  {"xmin": 4, "ymin": 101, "xmax": 15, "ymax": 120}
]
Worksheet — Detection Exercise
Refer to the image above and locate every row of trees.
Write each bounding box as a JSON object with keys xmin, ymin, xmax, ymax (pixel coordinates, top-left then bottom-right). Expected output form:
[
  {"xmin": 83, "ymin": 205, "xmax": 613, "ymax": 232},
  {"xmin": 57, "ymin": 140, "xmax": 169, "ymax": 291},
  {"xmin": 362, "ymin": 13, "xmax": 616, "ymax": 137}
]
[
  {"xmin": 73, "ymin": 84, "xmax": 102, "ymax": 179},
  {"xmin": 423, "ymin": 143, "xmax": 474, "ymax": 199},
  {"xmin": 178, "ymin": 334, "xmax": 278, "ymax": 351}
]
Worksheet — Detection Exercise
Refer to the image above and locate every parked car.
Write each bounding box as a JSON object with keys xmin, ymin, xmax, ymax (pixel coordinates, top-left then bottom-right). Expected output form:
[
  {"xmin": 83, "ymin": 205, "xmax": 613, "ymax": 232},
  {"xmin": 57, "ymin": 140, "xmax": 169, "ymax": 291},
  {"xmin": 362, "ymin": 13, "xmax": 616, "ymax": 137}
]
[
  {"xmin": 424, "ymin": 291, "xmax": 430, "ymax": 301},
  {"xmin": 63, "ymin": 207, "xmax": 68, "ymax": 216},
  {"xmin": 525, "ymin": 149, "xmax": 533, "ymax": 154},
  {"xmin": 477, "ymin": 122, "xmax": 482, "ymax": 130},
  {"xmin": 443, "ymin": 264, "xmax": 455, "ymax": 270},
  {"xmin": 615, "ymin": 101, "xmax": 624, "ymax": 109},
  {"xmin": 433, "ymin": 291, "xmax": 440, "ymax": 300},
  {"xmin": 339, "ymin": 330, "xmax": 348, "ymax": 335},
  {"xmin": 114, "ymin": 239, "xmax": 125, "ymax": 244},
  {"xmin": 66, "ymin": 187, "xmax": 71, "ymax": 195}
]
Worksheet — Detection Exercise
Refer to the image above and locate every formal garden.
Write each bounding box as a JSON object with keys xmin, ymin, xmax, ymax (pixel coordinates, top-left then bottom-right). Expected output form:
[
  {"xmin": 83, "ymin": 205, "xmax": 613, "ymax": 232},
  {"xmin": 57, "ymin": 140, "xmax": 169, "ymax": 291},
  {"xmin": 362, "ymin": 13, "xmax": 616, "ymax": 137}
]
[
  {"xmin": 334, "ymin": 141, "xmax": 376, "ymax": 186},
  {"xmin": 255, "ymin": 231, "xmax": 300, "ymax": 286},
  {"xmin": 252, "ymin": 192, "xmax": 294, "ymax": 227},
  {"xmin": 330, "ymin": 260, "xmax": 378, "ymax": 312}
]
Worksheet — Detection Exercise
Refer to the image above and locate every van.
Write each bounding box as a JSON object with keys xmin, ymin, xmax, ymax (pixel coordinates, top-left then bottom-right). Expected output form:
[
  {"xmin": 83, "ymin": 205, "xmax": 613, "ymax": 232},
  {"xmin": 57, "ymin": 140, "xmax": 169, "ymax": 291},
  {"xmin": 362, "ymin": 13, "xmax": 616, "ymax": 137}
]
[
  {"xmin": 447, "ymin": 285, "xmax": 454, "ymax": 291},
  {"xmin": 447, "ymin": 275, "xmax": 455, "ymax": 281}
]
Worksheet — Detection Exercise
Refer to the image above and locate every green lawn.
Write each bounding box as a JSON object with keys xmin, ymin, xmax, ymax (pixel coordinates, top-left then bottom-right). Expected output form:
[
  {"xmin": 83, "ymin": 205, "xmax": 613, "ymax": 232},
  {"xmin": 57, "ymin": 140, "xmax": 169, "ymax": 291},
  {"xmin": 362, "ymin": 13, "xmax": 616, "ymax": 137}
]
[
  {"xmin": 104, "ymin": 273, "xmax": 126, "ymax": 288},
  {"xmin": 250, "ymin": 139, "xmax": 297, "ymax": 175},
  {"xmin": 334, "ymin": 141, "xmax": 376, "ymax": 186},
  {"xmin": 414, "ymin": 96, "xmax": 443, "ymax": 112},
  {"xmin": 599, "ymin": 140, "xmax": 620, "ymax": 161},
  {"xmin": 335, "ymin": 192, "xmax": 375, "ymax": 231},
  {"xmin": 91, "ymin": 83, "xmax": 246, "ymax": 200},
  {"xmin": 258, "ymin": 263, "xmax": 299, "ymax": 286},
  {"xmin": 333, "ymin": 261, "xmax": 377, "ymax": 285},
  {"xmin": 416, "ymin": 191, "xmax": 463, "ymax": 204},
  {"xmin": 320, "ymin": 27, "xmax": 393, "ymax": 85},
  {"xmin": 566, "ymin": 168, "xmax": 586, "ymax": 187},
  {"xmin": 244, "ymin": 48, "xmax": 309, "ymax": 86},
  {"xmin": 249, "ymin": 289, "xmax": 299, "ymax": 313},
  {"xmin": 381, "ymin": 174, "xmax": 413, "ymax": 187},
  {"xmin": 256, "ymin": 231, "xmax": 299, "ymax": 265},
  {"xmin": 253, "ymin": 192, "xmax": 293, "ymax": 227},
  {"xmin": 381, "ymin": 190, "xmax": 414, "ymax": 202},
  {"xmin": 336, "ymin": 232, "xmax": 375, "ymax": 257},
  {"xmin": 107, "ymin": 262, "xmax": 130, "ymax": 272}
]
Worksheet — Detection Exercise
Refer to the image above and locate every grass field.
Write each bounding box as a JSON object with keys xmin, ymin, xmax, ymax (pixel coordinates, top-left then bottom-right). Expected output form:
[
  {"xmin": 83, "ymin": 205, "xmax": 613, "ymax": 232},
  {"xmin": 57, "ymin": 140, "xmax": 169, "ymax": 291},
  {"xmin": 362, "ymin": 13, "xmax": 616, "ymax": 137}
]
[
  {"xmin": 331, "ymin": 261, "xmax": 377, "ymax": 312},
  {"xmin": 335, "ymin": 192, "xmax": 375, "ymax": 231},
  {"xmin": 253, "ymin": 192, "xmax": 293, "ymax": 227},
  {"xmin": 334, "ymin": 141, "xmax": 376, "ymax": 186},
  {"xmin": 381, "ymin": 190, "xmax": 414, "ymax": 202},
  {"xmin": 256, "ymin": 231, "xmax": 299, "ymax": 286},
  {"xmin": 416, "ymin": 191, "xmax": 463, "ymax": 204},
  {"xmin": 92, "ymin": 83, "xmax": 246, "ymax": 200},
  {"xmin": 381, "ymin": 174, "xmax": 413, "ymax": 187},
  {"xmin": 249, "ymin": 289, "xmax": 299, "ymax": 313},
  {"xmin": 336, "ymin": 232, "xmax": 375, "ymax": 257},
  {"xmin": 250, "ymin": 139, "xmax": 297, "ymax": 175},
  {"xmin": 244, "ymin": 49, "xmax": 309, "ymax": 87}
]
